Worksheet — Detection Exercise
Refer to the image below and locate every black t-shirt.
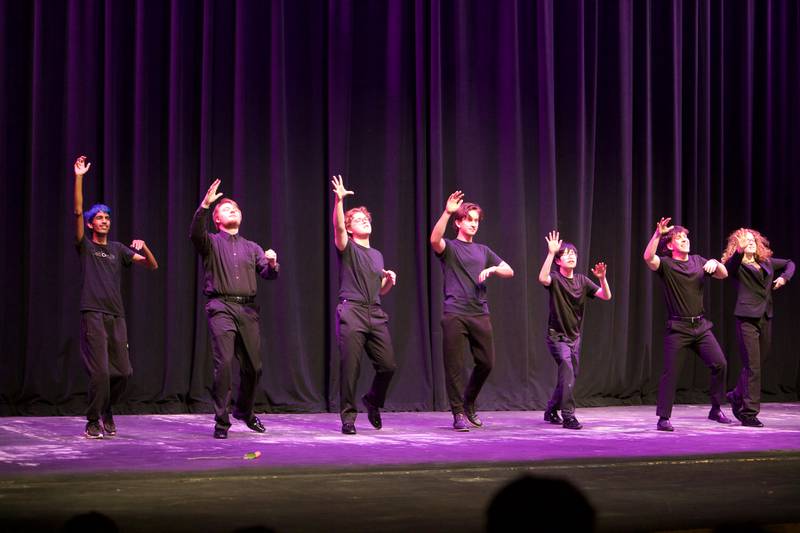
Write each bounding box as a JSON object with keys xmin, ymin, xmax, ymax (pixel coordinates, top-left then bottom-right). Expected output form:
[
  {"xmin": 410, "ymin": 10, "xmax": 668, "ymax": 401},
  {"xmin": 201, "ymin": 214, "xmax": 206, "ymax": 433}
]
[
  {"xmin": 546, "ymin": 270, "xmax": 599, "ymax": 340},
  {"xmin": 656, "ymin": 255, "xmax": 709, "ymax": 318},
  {"xmin": 337, "ymin": 239, "xmax": 385, "ymax": 305},
  {"xmin": 76, "ymin": 235, "xmax": 135, "ymax": 316},
  {"xmin": 436, "ymin": 238, "xmax": 503, "ymax": 316}
]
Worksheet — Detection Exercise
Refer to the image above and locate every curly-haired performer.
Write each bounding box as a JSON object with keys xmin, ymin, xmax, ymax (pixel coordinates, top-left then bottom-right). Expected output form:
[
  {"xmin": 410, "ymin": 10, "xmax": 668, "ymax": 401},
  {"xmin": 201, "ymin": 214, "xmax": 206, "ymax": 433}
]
[{"xmin": 722, "ymin": 228, "xmax": 794, "ymax": 427}]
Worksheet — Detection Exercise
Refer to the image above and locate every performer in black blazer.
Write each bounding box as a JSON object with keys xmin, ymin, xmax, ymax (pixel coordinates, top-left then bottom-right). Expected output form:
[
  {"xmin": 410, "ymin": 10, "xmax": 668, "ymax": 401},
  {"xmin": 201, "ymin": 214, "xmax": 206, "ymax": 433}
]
[{"xmin": 722, "ymin": 228, "xmax": 795, "ymax": 427}]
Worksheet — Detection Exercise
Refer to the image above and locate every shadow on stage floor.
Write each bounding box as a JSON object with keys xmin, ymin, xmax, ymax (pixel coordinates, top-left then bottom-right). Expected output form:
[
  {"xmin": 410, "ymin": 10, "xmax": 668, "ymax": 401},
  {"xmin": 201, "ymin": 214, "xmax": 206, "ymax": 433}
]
[{"xmin": 2, "ymin": 404, "xmax": 799, "ymax": 532}]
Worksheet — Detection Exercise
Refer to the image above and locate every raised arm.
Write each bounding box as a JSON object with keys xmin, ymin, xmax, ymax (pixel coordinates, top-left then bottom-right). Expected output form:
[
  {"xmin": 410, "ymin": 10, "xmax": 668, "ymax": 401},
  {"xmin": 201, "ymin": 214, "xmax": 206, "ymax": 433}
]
[
  {"xmin": 130, "ymin": 240, "xmax": 159, "ymax": 270},
  {"xmin": 73, "ymin": 155, "xmax": 91, "ymax": 243},
  {"xmin": 430, "ymin": 190, "xmax": 463, "ymax": 254},
  {"xmin": 643, "ymin": 217, "xmax": 672, "ymax": 271},
  {"xmin": 538, "ymin": 230, "xmax": 562, "ymax": 286},
  {"xmin": 190, "ymin": 179, "xmax": 223, "ymax": 254},
  {"xmin": 591, "ymin": 262, "xmax": 612, "ymax": 300},
  {"xmin": 331, "ymin": 174, "xmax": 353, "ymax": 252}
]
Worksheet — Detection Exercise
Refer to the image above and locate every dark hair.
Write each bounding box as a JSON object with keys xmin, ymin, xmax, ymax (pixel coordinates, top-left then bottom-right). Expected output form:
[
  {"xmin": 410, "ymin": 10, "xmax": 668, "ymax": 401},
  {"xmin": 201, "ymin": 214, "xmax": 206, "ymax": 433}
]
[
  {"xmin": 487, "ymin": 475, "xmax": 595, "ymax": 532},
  {"xmin": 84, "ymin": 204, "xmax": 111, "ymax": 224},
  {"xmin": 658, "ymin": 225, "xmax": 689, "ymax": 255},
  {"xmin": 555, "ymin": 242, "xmax": 578, "ymax": 261},
  {"xmin": 453, "ymin": 202, "xmax": 483, "ymax": 228}
]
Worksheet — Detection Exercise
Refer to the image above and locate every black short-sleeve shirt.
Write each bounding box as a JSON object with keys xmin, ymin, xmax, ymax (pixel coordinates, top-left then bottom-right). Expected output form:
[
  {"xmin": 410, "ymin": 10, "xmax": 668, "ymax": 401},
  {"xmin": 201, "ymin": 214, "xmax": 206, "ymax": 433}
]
[
  {"xmin": 546, "ymin": 270, "xmax": 599, "ymax": 340},
  {"xmin": 337, "ymin": 239, "xmax": 385, "ymax": 305},
  {"xmin": 76, "ymin": 235, "xmax": 135, "ymax": 316},
  {"xmin": 656, "ymin": 255, "xmax": 709, "ymax": 318},
  {"xmin": 436, "ymin": 238, "xmax": 503, "ymax": 316}
]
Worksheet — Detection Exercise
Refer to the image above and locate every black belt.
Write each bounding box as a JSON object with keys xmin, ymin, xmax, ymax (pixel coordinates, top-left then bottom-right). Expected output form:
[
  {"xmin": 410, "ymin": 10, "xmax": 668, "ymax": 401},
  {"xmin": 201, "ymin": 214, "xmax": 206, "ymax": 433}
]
[
  {"xmin": 340, "ymin": 299, "xmax": 374, "ymax": 307},
  {"xmin": 670, "ymin": 314, "xmax": 704, "ymax": 324},
  {"xmin": 214, "ymin": 295, "xmax": 255, "ymax": 304}
]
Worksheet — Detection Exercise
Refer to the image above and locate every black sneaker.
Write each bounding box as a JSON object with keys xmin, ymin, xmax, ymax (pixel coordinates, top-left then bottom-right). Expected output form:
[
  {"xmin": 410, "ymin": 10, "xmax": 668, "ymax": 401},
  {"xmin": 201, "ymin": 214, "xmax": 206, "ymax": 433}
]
[
  {"xmin": 341, "ymin": 422, "xmax": 357, "ymax": 435},
  {"xmin": 562, "ymin": 416, "xmax": 583, "ymax": 430},
  {"xmin": 464, "ymin": 403, "xmax": 483, "ymax": 427},
  {"xmin": 452, "ymin": 413, "xmax": 470, "ymax": 432},
  {"xmin": 708, "ymin": 408, "xmax": 733, "ymax": 424},
  {"xmin": 657, "ymin": 417, "xmax": 674, "ymax": 432},
  {"xmin": 213, "ymin": 427, "xmax": 228, "ymax": 439},
  {"xmin": 101, "ymin": 415, "xmax": 117, "ymax": 437},
  {"xmin": 544, "ymin": 408, "xmax": 563, "ymax": 425},
  {"xmin": 362, "ymin": 395, "xmax": 382, "ymax": 429},
  {"xmin": 726, "ymin": 391, "xmax": 743, "ymax": 422},
  {"xmin": 741, "ymin": 416, "xmax": 764, "ymax": 427},
  {"xmin": 85, "ymin": 421, "xmax": 103, "ymax": 439}
]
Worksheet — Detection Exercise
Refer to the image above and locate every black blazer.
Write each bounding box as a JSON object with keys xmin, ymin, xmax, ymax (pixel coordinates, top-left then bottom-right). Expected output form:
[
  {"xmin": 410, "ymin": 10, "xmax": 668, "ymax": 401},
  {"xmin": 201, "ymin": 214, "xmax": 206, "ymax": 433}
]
[{"xmin": 725, "ymin": 252, "xmax": 795, "ymax": 318}]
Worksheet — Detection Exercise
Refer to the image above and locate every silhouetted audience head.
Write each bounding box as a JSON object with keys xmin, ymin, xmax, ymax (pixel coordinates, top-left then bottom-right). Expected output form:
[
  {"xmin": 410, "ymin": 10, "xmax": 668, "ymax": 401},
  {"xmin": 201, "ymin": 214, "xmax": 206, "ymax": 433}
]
[
  {"xmin": 61, "ymin": 511, "xmax": 119, "ymax": 533},
  {"xmin": 486, "ymin": 475, "xmax": 595, "ymax": 532}
]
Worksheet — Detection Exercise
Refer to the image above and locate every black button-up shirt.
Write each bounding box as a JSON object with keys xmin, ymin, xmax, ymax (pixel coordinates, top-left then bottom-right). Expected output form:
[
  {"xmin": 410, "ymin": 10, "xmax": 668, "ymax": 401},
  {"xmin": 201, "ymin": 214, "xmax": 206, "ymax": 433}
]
[{"xmin": 190, "ymin": 207, "xmax": 279, "ymax": 297}]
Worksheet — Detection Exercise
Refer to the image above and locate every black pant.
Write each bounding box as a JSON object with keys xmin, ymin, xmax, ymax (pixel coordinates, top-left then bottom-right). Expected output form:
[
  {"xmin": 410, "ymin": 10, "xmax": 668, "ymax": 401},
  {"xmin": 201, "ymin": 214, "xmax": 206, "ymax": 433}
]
[
  {"xmin": 657, "ymin": 318, "xmax": 727, "ymax": 419},
  {"xmin": 80, "ymin": 311, "xmax": 133, "ymax": 422},
  {"xmin": 206, "ymin": 298, "xmax": 262, "ymax": 430},
  {"xmin": 732, "ymin": 316, "xmax": 771, "ymax": 417},
  {"xmin": 442, "ymin": 313, "xmax": 495, "ymax": 415},
  {"xmin": 545, "ymin": 330, "xmax": 582, "ymax": 417},
  {"xmin": 336, "ymin": 302, "xmax": 397, "ymax": 424}
]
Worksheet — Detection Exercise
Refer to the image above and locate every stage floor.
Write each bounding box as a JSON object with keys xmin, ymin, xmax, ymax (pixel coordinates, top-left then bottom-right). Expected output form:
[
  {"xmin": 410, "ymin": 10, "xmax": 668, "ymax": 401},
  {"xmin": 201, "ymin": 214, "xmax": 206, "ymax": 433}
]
[{"xmin": 2, "ymin": 404, "xmax": 800, "ymax": 532}]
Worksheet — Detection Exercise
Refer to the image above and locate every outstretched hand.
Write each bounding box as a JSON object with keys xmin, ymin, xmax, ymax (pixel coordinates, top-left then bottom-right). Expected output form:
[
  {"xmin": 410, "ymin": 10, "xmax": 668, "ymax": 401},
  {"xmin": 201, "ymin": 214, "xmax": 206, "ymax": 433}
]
[
  {"xmin": 773, "ymin": 277, "xmax": 786, "ymax": 290},
  {"xmin": 545, "ymin": 230, "xmax": 562, "ymax": 254},
  {"xmin": 591, "ymin": 262, "xmax": 607, "ymax": 279},
  {"xmin": 445, "ymin": 191, "xmax": 464, "ymax": 214},
  {"xmin": 382, "ymin": 269, "xmax": 397, "ymax": 287},
  {"xmin": 703, "ymin": 259, "xmax": 719, "ymax": 274},
  {"xmin": 202, "ymin": 179, "xmax": 223, "ymax": 209},
  {"xmin": 331, "ymin": 174, "xmax": 354, "ymax": 201},
  {"xmin": 74, "ymin": 155, "xmax": 91, "ymax": 177},
  {"xmin": 656, "ymin": 217, "xmax": 673, "ymax": 235}
]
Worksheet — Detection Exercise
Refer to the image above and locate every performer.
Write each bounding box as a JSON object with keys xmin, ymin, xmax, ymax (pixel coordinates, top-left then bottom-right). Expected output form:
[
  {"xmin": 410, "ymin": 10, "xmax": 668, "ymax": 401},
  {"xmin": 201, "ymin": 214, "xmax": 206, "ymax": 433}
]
[
  {"xmin": 722, "ymin": 228, "xmax": 794, "ymax": 427},
  {"xmin": 643, "ymin": 217, "xmax": 731, "ymax": 431},
  {"xmin": 538, "ymin": 231, "xmax": 611, "ymax": 429},
  {"xmin": 190, "ymin": 179, "xmax": 279, "ymax": 439},
  {"xmin": 331, "ymin": 175, "xmax": 397, "ymax": 435},
  {"xmin": 73, "ymin": 155, "xmax": 158, "ymax": 438},
  {"xmin": 430, "ymin": 191, "xmax": 514, "ymax": 431}
]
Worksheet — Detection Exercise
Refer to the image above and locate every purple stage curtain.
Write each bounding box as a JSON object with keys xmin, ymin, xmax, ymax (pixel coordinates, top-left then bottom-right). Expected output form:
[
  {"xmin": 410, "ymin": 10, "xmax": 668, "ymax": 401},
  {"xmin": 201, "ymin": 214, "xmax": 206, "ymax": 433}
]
[{"xmin": 1, "ymin": 0, "xmax": 798, "ymax": 415}]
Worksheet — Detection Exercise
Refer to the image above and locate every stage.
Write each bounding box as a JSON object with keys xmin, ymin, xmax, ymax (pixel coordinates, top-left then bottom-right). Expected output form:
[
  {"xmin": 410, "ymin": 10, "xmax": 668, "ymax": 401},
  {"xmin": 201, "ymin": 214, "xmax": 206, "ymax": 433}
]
[{"xmin": 2, "ymin": 404, "xmax": 800, "ymax": 532}]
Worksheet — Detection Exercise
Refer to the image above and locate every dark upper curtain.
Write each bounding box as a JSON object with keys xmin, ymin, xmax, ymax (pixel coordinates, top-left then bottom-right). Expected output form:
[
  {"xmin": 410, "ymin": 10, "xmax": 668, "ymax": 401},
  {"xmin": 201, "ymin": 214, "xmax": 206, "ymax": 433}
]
[{"xmin": 1, "ymin": 0, "xmax": 798, "ymax": 415}]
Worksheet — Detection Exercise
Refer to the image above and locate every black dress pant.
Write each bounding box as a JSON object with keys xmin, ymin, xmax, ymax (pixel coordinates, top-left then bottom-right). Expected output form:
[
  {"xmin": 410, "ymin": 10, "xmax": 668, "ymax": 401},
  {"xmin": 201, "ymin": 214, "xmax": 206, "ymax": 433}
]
[
  {"xmin": 732, "ymin": 315, "xmax": 771, "ymax": 417},
  {"xmin": 442, "ymin": 313, "xmax": 495, "ymax": 415},
  {"xmin": 545, "ymin": 330, "xmax": 582, "ymax": 417},
  {"xmin": 206, "ymin": 299, "xmax": 262, "ymax": 430},
  {"xmin": 80, "ymin": 311, "xmax": 133, "ymax": 422},
  {"xmin": 336, "ymin": 302, "xmax": 397, "ymax": 424},
  {"xmin": 656, "ymin": 318, "xmax": 727, "ymax": 419}
]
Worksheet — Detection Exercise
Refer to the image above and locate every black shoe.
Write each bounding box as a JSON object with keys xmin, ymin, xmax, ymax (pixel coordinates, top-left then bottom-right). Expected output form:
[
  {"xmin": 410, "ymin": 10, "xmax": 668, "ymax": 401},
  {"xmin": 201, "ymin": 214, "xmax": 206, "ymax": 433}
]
[
  {"xmin": 452, "ymin": 413, "xmax": 470, "ymax": 432},
  {"xmin": 213, "ymin": 427, "xmax": 228, "ymax": 439},
  {"xmin": 741, "ymin": 416, "xmax": 764, "ymax": 427},
  {"xmin": 562, "ymin": 416, "xmax": 582, "ymax": 430},
  {"xmin": 85, "ymin": 421, "xmax": 103, "ymax": 439},
  {"xmin": 244, "ymin": 416, "xmax": 266, "ymax": 433},
  {"xmin": 101, "ymin": 415, "xmax": 116, "ymax": 437},
  {"xmin": 708, "ymin": 408, "xmax": 733, "ymax": 424},
  {"xmin": 544, "ymin": 408, "xmax": 563, "ymax": 425},
  {"xmin": 726, "ymin": 391, "xmax": 743, "ymax": 422},
  {"xmin": 362, "ymin": 395, "xmax": 382, "ymax": 429},
  {"xmin": 657, "ymin": 417, "xmax": 674, "ymax": 432},
  {"xmin": 341, "ymin": 422, "xmax": 357, "ymax": 435},
  {"xmin": 464, "ymin": 403, "xmax": 483, "ymax": 427}
]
